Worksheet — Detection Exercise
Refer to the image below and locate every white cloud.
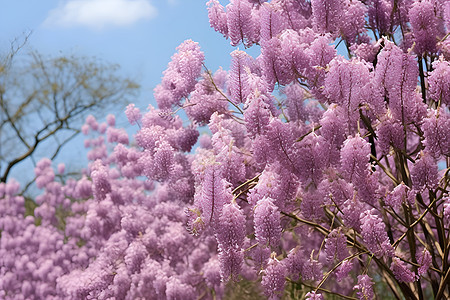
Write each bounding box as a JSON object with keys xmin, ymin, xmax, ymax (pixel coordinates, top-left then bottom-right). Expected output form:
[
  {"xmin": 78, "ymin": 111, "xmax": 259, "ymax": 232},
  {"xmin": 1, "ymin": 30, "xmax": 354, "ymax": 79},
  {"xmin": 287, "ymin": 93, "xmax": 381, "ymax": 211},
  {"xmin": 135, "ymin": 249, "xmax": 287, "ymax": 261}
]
[{"xmin": 44, "ymin": 0, "xmax": 157, "ymax": 30}]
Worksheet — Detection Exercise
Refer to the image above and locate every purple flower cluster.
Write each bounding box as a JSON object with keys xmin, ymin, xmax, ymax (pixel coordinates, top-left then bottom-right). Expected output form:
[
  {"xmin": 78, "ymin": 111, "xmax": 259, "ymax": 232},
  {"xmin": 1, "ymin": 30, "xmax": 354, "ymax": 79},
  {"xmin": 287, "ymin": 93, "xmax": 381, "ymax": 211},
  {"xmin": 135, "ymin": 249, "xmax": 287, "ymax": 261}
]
[{"xmin": 2, "ymin": 0, "xmax": 450, "ymax": 299}]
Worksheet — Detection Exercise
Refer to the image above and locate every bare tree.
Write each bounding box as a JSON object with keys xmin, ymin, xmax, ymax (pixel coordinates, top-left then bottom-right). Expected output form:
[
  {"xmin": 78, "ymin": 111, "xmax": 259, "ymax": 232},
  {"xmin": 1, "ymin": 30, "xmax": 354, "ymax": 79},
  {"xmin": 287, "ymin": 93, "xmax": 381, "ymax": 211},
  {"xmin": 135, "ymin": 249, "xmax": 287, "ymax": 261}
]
[{"xmin": 0, "ymin": 38, "xmax": 139, "ymax": 183}]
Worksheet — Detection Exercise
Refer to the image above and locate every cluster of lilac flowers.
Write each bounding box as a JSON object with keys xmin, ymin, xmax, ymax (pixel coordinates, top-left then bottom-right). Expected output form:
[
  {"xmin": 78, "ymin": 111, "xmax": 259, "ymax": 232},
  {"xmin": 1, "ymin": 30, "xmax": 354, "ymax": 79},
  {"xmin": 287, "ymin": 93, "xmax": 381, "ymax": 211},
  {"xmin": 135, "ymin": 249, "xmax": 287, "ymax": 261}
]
[{"xmin": 1, "ymin": 0, "xmax": 450, "ymax": 299}]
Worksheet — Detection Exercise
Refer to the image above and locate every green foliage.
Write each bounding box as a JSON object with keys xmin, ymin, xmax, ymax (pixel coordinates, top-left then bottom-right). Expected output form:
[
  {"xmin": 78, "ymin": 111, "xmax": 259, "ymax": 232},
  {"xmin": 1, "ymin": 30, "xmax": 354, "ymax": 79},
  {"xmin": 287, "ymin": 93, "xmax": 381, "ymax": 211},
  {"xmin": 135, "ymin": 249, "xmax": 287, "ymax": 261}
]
[{"xmin": 24, "ymin": 196, "xmax": 38, "ymax": 217}]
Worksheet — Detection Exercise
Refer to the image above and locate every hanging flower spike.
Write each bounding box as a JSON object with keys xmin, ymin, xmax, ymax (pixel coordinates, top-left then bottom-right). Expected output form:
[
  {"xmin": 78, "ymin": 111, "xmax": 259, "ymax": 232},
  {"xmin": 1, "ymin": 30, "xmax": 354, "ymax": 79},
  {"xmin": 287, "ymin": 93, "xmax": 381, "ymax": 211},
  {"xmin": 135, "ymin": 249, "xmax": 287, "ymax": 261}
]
[
  {"xmin": 367, "ymin": 0, "xmax": 393, "ymax": 35},
  {"xmin": 324, "ymin": 229, "xmax": 349, "ymax": 262},
  {"xmin": 90, "ymin": 160, "xmax": 112, "ymax": 201},
  {"xmin": 391, "ymin": 257, "xmax": 417, "ymax": 283},
  {"xmin": 125, "ymin": 104, "xmax": 142, "ymax": 126},
  {"xmin": 226, "ymin": 0, "xmax": 256, "ymax": 47},
  {"xmin": 385, "ymin": 182, "xmax": 411, "ymax": 210},
  {"xmin": 199, "ymin": 164, "xmax": 232, "ymax": 226},
  {"xmin": 416, "ymin": 249, "xmax": 432, "ymax": 277},
  {"xmin": 156, "ymin": 40, "xmax": 204, "ymax": 109},
  {"xmin": 410, "ymin": 152, "xmax": 439, "ymax": 192},
  {"xmin": 218, "ymin": 248, "xmax": 244, "ymax": 282},
  {"xmin": 444, "ymin": 195, "xmax": 450, "ymax": 224},
  {"xmin": 229, "ymin": 50, "xmax": 252, "ymax": 105},
  {"xmin": 340, "ymin": 0, "xmax": 367, "ymax": 44},
  {"xmin": 409, "ymin": 0, "xmax": 444, "ymax": 56},
  {"xmin": 428, "ymin": 59, "xmax": 450, "ymax": 106},
  {"xmin": 340, "ymin": 135, "xmax": 371, "ymax": 185},
  {"xmin": 184, "ymin": 71, "xmax": 228, "ymax": 126},
  {"xmin": 335, "ymin": 259, "xmax": 354, "ymax": 282},
  {"xmin": 323, "ymin": 58, "xmax": 372, "ymax": 133},
  {"xmin": 373, "ymin": 40, "xmax": 419, "ymax": 124},
  {"xmin": 254, "ymin": 197, "xmax": 282, "ymax": 249},
  {"xmin": 261, "ymin": 255, "xmax": 287, "ymax": 300},
  {"xmin": 376, "ymin": 116, "xmax": 405, "ymax": 155},
  {"xmin": 244, "ymin": 90, "xmax": 273, "ymax": 139},
  {"xmin": 207, "ymin": 0, "xmax": 228, "ymax": 38},
  {"xmin": 311, "ymin": 0, "xmax": 344, "ymax": 34},
  {"xmin": 216, "ymin": 201, "xmax": 246, "ymax": 251},
  {"xmin": 259, "ymin": 3, "xmax": 285, "ymax": 42},
  {"xmin": 422, "ymin": 108, "xmax": 450, "ymax": 159},
  {"xmin": 360, "ymin": 209, "xmax": 394, "ymax": 258},
  {"xmin": 354, "ymin": 274, "xmax": 375, "ymax": 300}
]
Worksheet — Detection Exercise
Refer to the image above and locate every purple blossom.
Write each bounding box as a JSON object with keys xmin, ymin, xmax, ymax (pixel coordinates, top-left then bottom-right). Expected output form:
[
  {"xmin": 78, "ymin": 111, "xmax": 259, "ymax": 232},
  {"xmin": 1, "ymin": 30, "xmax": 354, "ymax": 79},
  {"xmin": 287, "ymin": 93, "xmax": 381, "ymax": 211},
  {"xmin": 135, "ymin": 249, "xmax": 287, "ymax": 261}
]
[
  {"xmin": 376, "ymin": 116, "xmax": 405, "ymax": 155},
  {"xmin": 340, "ymin": 0, "xmax": 367, "ymax": 44},
  {"xmin": 391, "ymin": 257, "xmax": 417, "ymax": 283},
  {"xmin": 261, "ymin": 257, "xmax": 286, "ymax": 300},
  {"xmin": 165, "ymin": 277, "xmax": 196, "ymax": 300},
  {"xmin": 304, "ymin": 35, "xmax": 336, "ymax": 100},
  {"xmin": 324, "ymin": 58, "xmax": 372, "ymax": 132},
  {"xmin": 249, "ymin": 243, "xmax": 271, "ymax": 271},
  {"xmin": 107, "ymin": 127, "xmax": 129, "ymax": 145},
  {"xmin": 305, "ymin": 291, "xmax": 324, "ymax": 300},
  {"xmin": 2, "ymin": 1, "xmax": 450, "ymax": 299},
  {"xmin": 444, "ymin": 195, "xmax": 450, "ymax": 224},
  {"xmin": 360, "ymin": 209, "xmax": 394, "ymax": 258},
  {"xmin": 385, "ymin": 183, "xmax": 414, "ymax": 210},
  {"xmin": 57, "ymin": 163, "xmax": 65, "ymax": 175},
  {"xmin": 325, "ymin": 229, "xmax": 348, "ymax": 262},
  {"xmin": 260, "ymin": 36, "xmax": 295, "ymax": 86},
  {"xmin": 283, "ymin": 83, "xmax": 307, "ymax": 123},
  {"xmin": 410, "ymin": 152, "xmax": 439, "ymax": 192},
  {"xmin": 374, "ymin": 40, "xmax": 420, "ymax": 124},
  {"xmin": 184, "ymin": 72, "xmax": 228, "ymax": 125},
  {"xmin": 367, "ymin": 0, "xmax": 392, "ymax": 34},
  {"xmin": 351, "ymin": 41, "xmax": 379, "ymax": 63},
  {"xmin": 203, "ymin": 257, "xmax": 222, "ymax": 288},
  {"xmin": 229, "ymin": 50, "xmax": 252, "ymax": 104},
  {"xmin": 244, "ymin": 90, "xmax": 273, "ymax": 138},
  {"xmin": 422, "ymin": 108, "xmax": 450, "ymax": 158},
  {"xmin": 248, "ymin": 162, "xmax": 299, "ymax": 210},
  {"xmin": 106, "ymin": 114, "xmax": 116, "ymax": 127},
  {"xmin": 35, "ymin": 158, "xmax": 55, "ymax": 189},
  {"xmin": 301, "ymin": 256, "xmax": 323, "ymax": 281},
  {"xmin": 417, "ymin": 249, "xmax": 432, "ymax": 277},
  {"xmin": 259, "ymin": 2, "xmax": 285, "ymax": 42},
  {"xmin": 226, "ymin": 0, "xmax": 256, "ymax": 47},
  {"xmin": 284, "ymin": 246, "xmax": 305, "ymax": 281},
  {"xmin": 264, "ymin": 119, "xmax": 298, "ymax": 175},
  {"xmin": 311, "ymin": 0, "xmax": 343, "ymax": 34},
  {"xmin": 335, "ymin": 259, "xmax": 354, "ymax": 282},
  {"xmin": 90, "ymin": 160, "xmax": 112, "ymax": 201},
  {"xmin": 272, "ymin": 0, "xmax": 310, "ymax": 31},
  {"xmin": 155, "ymin": 40, "xmax": 204, "ymax": 109},
  {"xmin": 295, "ymin": 134, "xmax": 330, "ymax": 187},
  {"xmin": 207, "ymin": 0, "xmax": 228, "ymax": 38},
  {"xmin": 218, "ymin": 248, "xmax": 244, "ymax": 282},
  {"xmin": 216, "ymin": 201, "xmax": 246, "ymax": 251},
  {"xmin": 125, "ymin": 103, "xmax": 142, "ymax": 125},
  {"xmin": 428, "ymin": 60, "xmax": 450, "ymax": 106},
  {"xmin": 340, "ymin": 135, "xmax": 371, "ymax": 184},
  {"xmin": 254, "ymin": 197, "xmax": 282, "ymax": 248},
  {"xmin": 320, "ymin": 104, "xmax": 347, "ymax": 164},
  {"xmin": 198, "ymin": 165, "xmax": 232, "ymax": 226},
  {"xmin": 354, "ymin": 274, "xmax": 375, "ymax": 300},
  {"xmin": 409, "ymin": 0, "xmax": 443, "ymax": 55}
]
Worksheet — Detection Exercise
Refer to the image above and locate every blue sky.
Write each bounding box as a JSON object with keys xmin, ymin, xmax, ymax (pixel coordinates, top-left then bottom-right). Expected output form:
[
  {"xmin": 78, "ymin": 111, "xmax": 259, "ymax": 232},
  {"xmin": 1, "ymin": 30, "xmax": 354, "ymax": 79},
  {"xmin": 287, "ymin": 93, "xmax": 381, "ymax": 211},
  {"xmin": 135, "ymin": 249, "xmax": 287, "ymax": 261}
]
[
  {"xmin": 0, "ymin": 0, "xmax": 247, "ymax": 185},
  {"xmin": 0, "ymin": 0, "xmax": 240, "ymax": 110}
]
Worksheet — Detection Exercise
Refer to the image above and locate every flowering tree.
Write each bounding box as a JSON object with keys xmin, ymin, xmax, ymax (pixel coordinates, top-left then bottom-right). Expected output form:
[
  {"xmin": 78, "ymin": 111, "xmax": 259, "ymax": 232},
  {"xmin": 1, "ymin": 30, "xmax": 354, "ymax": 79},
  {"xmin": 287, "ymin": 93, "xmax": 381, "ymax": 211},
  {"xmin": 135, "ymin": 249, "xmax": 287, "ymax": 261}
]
[
  {"xmin": 1, "ymin": 0, "xmax": 450, "ymax": 299},
  {"xmin": 0, "ymin": 43, "xmax": 139, "ymax": 184}
]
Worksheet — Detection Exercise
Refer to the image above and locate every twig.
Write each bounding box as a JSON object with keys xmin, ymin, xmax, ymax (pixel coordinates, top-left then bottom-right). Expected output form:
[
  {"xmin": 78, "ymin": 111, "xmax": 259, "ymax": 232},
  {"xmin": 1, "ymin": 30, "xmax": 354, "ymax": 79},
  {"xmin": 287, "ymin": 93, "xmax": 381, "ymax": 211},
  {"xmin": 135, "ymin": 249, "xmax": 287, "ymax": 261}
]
[{"xmin": 202, "ymin": 64, "xmax": 244, "ymax": 115}]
